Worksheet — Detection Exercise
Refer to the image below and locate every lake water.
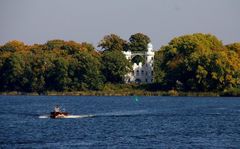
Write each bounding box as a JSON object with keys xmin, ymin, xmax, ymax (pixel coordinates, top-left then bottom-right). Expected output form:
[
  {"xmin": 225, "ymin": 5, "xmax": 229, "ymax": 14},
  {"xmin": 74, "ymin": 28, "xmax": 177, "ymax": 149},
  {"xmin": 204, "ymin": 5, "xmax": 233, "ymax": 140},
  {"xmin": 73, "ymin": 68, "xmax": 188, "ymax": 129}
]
[{"xmin": 0, "ymin": 96, "xmax": 240, "ymax": 148}]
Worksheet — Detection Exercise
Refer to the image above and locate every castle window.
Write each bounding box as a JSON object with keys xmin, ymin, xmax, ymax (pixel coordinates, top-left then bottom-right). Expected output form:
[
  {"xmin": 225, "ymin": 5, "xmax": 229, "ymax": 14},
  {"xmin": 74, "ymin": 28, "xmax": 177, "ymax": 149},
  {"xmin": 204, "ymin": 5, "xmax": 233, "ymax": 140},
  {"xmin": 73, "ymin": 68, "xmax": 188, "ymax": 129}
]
[
  {"xmin": 141, "ymin": 70, "xmax": 144, "ymax": 75},
  {"xmin": 136, "ymin": 70, "xmax": 139, "ymax": 76}
]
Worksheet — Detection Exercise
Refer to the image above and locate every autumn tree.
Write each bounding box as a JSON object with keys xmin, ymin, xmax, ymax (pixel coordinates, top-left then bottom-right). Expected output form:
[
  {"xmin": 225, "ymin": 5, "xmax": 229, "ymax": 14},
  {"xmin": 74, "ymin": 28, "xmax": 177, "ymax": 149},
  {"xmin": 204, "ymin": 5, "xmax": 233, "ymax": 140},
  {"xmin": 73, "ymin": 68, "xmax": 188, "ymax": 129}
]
[
  {"xmin": 226, "ymin": 42, "xmax": 240, "ymax": 58},
  {"xmin": 98, "ymin": 34, "xmax": 127, "ymax": 51},
  {"xmin": 155, "ymin": 33, "xmax": 240, "ymax": 91},
  {"xmin": 0, "ymin": 39, "xmax": 104, "ymax": 92},
  {"xmin": 45, "ymin": 39, "xmax": 65, "ymax": 50},
  {"xmin": 0, "ymin": 40, "xmax": 26, "ymax": 52}
]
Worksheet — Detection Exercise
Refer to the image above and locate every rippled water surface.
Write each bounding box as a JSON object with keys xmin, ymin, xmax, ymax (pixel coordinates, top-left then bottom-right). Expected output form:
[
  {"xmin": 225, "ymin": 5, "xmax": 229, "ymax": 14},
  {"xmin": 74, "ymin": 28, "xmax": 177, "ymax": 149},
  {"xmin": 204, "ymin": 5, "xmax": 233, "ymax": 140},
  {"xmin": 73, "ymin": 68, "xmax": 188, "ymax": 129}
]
[{"xmin": 0, "ymin": 96, "xmax": 240, "ymax": 148}]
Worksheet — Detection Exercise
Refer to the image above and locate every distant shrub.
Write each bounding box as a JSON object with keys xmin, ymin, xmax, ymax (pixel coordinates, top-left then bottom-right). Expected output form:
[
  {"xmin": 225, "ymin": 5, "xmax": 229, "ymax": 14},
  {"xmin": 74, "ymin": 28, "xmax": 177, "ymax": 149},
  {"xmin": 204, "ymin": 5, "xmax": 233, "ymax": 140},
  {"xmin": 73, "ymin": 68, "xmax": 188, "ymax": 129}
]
[
  {"xmin": 167, "ymin": 89, "xmax": 179, "ymax": 96},
  {"xmin": 221, "ymin": 88, "xmax": 240, "ymax": 97}
]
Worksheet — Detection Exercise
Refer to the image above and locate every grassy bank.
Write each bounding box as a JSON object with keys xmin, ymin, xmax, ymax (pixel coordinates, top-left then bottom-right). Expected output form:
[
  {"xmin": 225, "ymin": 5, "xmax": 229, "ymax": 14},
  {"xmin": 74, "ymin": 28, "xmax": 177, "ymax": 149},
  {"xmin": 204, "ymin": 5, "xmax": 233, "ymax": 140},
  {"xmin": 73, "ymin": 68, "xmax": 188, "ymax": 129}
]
[{"xmin": 0, "ymin": 84, "xmax": 239, "ymax": 97}]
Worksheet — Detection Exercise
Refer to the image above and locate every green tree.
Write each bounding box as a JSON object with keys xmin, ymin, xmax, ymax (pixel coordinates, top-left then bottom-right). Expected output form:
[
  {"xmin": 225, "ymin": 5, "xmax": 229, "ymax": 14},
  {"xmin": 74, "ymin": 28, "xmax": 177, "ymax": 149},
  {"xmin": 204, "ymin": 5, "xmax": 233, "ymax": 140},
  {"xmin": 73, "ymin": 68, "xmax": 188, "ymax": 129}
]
[
  {"xmin": 153, "ymin": 50, "xmax": 165, "ymax": 84},
  {"xmin": 101, "ymin": 50, "xmax": 132, "ymax": 83},
  {"xmin": 45, "ymin": 57, "xmax": 70, "ymax": 91},
  {"xmin": 22, "ymin": 50, "xmax": 50, "ymax": 93},
  {"xmin": 128, "ymin": 33, "xmax": 151, "ymax": 52},
  {"xmin": 0, "ymin": 53, "xmax": 26, "ymax": 91},
  {"xmin": 71, "ymin": 52, "xmax": 104, "ymax": 90}
]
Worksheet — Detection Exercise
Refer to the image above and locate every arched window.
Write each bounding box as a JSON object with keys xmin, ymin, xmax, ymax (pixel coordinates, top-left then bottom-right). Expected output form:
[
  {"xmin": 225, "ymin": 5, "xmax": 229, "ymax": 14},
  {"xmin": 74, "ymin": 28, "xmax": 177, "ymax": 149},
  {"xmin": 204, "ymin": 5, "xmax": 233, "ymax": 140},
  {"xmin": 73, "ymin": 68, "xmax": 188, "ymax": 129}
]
[{"xmin": 131, "ymin": 55, "xmax": 145, "ymax": 65}]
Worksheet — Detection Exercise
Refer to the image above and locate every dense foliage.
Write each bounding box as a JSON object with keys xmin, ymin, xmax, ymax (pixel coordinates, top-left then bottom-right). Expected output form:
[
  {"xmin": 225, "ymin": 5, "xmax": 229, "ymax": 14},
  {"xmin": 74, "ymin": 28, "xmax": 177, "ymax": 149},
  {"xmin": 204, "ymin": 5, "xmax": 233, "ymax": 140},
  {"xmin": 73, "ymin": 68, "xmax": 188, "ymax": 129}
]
[
  {"xmin": 0, "ymin": 40, "xmax": 104, "ymax": 92},
  {"xmin": 154, "ymin": 33, "xmax": 240, "ymax": 91},
  {"xmin": 128, "ymin": 33, "xmax": 151, "ymax": 52},
  {"xmin": 0, "ymin": 33, "xmax": 239, "ymax": 94},
  {"xmin": 102, "ymin": 50, "xmax": 132, "ymax": 83},
  {"xmin": 98, "ymin": 34, "xmax": 127, "ymax": 51}
]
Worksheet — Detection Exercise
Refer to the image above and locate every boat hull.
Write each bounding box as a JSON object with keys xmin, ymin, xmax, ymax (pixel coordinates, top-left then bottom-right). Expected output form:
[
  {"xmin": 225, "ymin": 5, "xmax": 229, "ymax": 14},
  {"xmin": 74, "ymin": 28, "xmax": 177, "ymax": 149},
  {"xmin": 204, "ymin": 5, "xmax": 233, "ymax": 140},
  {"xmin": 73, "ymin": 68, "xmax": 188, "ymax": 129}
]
[{"xmin": 50, "ymin": 112, "xmax": 69, "ymax": 119}]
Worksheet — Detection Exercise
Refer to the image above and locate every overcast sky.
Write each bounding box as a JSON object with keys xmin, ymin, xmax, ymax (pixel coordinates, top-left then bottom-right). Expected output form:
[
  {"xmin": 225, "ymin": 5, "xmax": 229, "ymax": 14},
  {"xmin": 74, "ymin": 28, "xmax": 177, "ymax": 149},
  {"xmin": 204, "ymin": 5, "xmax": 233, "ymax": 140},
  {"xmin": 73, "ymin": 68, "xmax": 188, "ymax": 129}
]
[{"xmin": 0, "ymin": 0, "xmax": 239, "ymax": 49}]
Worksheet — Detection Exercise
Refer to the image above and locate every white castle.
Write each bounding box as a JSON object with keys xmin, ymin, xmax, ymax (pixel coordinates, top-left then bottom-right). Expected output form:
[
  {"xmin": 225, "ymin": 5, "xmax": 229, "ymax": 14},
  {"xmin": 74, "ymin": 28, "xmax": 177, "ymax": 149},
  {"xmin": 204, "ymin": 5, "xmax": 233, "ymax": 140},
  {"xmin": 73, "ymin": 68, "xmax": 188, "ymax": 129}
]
[{"xmin": 123, "ymin": 43, "xmax": 155, "ymax": 83}]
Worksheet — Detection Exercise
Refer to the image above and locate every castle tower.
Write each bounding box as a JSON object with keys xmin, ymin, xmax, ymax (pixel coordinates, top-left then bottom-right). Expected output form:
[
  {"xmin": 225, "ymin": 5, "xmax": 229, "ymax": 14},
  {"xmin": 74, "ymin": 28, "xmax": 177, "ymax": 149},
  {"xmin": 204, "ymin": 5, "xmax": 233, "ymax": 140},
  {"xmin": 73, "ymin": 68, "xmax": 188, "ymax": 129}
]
[
  {"xmin": 123, "ymin": 43, "xmax": 155, "ymax": 83},
  {"xmin": 145, "ymin": 43, "xmax": 154, "ymax": 83}
]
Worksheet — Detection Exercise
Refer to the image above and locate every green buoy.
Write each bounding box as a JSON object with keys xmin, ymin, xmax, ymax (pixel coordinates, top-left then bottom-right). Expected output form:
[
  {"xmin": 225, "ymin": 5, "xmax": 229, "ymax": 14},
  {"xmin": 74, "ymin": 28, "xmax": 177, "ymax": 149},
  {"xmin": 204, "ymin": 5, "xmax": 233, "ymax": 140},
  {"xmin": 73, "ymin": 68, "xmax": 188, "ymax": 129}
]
[{"xmin": 134, "ymin": 96, "xmax": 139, "ymax": 102}]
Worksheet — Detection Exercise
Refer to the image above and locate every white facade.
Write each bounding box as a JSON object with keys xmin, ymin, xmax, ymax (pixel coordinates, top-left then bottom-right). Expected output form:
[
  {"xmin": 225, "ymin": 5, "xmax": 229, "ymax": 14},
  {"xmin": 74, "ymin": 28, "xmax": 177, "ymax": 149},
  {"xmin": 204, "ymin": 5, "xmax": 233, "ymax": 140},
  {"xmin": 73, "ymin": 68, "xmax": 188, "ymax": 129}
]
[{"xmin": 123, "ymin": 43, "xmax": 155, "ymax": 83}]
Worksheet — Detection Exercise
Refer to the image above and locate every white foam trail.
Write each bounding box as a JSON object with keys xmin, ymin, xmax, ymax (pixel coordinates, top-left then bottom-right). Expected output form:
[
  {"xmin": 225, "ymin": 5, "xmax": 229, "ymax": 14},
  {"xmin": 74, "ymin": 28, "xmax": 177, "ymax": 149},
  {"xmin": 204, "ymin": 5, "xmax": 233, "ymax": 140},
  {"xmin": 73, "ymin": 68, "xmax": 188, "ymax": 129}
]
[
  {"xmin": 65, "ymin": 114, "xmax": 94, "ymax": 118},
  {"xmin": 39, "ymin": 115, "xmax": 49, "ymax": 119},
  {"xmin": 98, "ymin": 110, "xmax": 148, "ymax": 117},
  {"xmin": 38, "ymin": 114, "xmax": 94, "ymax": 119}
]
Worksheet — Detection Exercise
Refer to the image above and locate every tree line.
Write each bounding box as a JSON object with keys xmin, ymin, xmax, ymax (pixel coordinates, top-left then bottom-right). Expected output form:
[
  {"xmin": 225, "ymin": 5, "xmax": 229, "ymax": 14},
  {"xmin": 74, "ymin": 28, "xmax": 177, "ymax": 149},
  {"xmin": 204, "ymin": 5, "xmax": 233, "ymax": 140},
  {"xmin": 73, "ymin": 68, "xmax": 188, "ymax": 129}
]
[
  {"xmin": 0, "ymin": 33, "xmax": 239, "ymax": 93},
  {"xmin": 154, "ymin": 33, "xmax": 240, "ymax": 92}
]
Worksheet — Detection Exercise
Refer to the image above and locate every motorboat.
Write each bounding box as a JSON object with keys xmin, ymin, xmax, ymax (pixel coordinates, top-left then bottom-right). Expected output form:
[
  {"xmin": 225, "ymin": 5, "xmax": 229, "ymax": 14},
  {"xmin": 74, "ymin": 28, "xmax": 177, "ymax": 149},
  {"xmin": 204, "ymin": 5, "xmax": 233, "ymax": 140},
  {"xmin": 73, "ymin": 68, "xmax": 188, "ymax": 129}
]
[{"xmin": 50, "ymin": 111, "xmax": 69, "ymax": 118}]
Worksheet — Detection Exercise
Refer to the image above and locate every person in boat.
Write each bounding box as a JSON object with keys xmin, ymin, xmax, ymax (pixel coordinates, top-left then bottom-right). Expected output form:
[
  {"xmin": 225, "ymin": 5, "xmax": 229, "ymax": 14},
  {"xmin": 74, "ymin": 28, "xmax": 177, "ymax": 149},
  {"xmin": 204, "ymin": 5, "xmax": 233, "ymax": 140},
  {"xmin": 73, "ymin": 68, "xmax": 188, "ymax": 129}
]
[
  {"xmin": 51, "ymin": 105, "xmax": 68, "ymax": 118},
  {"xmin": 54, "ymin": 105, "xmax": 61, "ymax": 113}
]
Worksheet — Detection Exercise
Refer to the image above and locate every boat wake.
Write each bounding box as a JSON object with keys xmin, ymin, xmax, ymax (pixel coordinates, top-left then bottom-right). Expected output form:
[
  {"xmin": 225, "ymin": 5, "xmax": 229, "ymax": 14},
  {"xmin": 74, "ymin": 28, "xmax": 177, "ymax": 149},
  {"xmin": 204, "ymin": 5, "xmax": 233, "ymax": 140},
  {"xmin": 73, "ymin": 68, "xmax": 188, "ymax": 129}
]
[
  {"xmin": 96, "ymin": 110, "xmax": 148, "ymax": 118},
  {"xmin": 38, "ymin": 114, "xmax": 94, "ymax": 119},
  {"xmin": 39, "ymin": 110, "xmax": 150, "ymax": 119},
  {"xmin": 38, "ymin": 115, "xmax": 49, "ymax": 119},
  {"xmin": 65, "ymin": 114, "xmax": 94, "ymax": 118}
]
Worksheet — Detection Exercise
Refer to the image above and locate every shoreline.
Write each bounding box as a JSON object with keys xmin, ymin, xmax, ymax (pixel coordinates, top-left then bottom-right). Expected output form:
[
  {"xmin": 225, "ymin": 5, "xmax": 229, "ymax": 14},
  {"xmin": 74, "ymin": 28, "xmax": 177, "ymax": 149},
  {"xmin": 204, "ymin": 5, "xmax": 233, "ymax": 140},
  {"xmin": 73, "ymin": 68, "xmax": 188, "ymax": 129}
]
[{"xmin": 0, "ymin": 90, "xmax": 233, "ymax": 97}]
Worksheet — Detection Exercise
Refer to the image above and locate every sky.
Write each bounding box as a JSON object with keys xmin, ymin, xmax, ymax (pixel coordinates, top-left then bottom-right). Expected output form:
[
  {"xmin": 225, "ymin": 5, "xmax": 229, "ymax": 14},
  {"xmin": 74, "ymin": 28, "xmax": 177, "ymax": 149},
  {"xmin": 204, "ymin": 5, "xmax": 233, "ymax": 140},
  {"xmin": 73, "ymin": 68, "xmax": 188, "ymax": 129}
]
[{"xmin": 0, "ymin": 0, "xmax": 239, "ymax": 50}]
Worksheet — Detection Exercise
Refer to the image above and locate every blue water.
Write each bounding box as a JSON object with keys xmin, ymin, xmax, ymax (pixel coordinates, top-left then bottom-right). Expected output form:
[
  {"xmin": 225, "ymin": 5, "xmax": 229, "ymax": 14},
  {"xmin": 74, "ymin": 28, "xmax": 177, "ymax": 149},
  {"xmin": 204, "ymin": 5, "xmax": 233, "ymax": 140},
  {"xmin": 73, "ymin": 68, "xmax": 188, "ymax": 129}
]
[{"xmin": 0, "ymin": 96, "xmax": 240, "ymax": 148}]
